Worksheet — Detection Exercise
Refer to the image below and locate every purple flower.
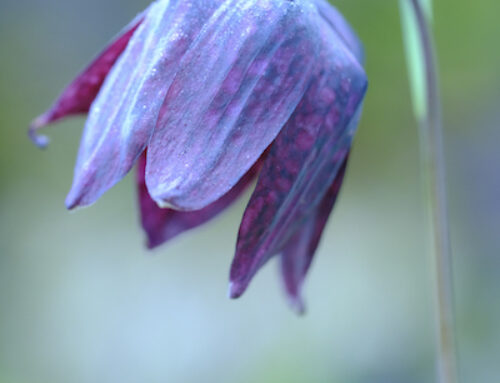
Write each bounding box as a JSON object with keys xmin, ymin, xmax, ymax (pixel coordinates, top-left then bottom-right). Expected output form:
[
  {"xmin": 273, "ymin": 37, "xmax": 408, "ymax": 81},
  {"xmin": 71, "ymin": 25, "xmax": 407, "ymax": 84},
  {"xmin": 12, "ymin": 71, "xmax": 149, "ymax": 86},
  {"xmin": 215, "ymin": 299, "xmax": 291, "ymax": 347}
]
[{"xmin": 30, "ymin": 0, "xmax": 367, "ymax": 312}]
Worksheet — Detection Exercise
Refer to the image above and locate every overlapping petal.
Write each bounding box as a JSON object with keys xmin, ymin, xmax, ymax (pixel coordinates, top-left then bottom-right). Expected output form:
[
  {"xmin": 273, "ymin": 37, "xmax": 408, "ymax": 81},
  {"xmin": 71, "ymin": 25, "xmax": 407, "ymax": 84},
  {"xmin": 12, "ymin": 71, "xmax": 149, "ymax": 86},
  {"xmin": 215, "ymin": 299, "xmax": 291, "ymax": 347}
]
[
  {"xmin": 229, "ymin": 16, "xmax": 367, "ymax": 298},
  {"xmin": 137, "ymin": 152, "xmax": 260, "ymax": 249},
  {"xmin": 65, "ymin": 0, "xmax": 228, "ymax": 209},
  {"xmin": 28, "ymin": 9, "xmax": 146, "ymax": 148},
  {"xmin": 145, "ymin": 0, "xmax": 320, "ymax": 210},
  {"xmin": 280, "ymin": 157, "xmax": 348, "ymax": 313}
]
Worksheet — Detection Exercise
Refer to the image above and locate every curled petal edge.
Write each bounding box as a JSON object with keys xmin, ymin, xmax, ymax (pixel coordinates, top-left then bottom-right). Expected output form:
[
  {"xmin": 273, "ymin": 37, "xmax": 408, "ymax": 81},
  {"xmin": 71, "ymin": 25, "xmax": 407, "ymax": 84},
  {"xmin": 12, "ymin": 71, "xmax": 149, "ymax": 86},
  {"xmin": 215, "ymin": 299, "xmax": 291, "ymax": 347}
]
[{"xmin": 28, "ymin": 10, "xmax": 146, "ymax": 148}]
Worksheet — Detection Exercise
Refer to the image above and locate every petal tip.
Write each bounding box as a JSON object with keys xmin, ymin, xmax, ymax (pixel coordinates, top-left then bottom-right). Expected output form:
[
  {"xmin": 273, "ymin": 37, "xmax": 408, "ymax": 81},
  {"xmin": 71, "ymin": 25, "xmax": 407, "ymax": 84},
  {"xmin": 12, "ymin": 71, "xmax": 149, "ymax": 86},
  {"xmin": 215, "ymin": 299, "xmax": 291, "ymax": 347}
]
[
  {"xmin": 151, "ymin": 196, "xmax": 176, "ymax": 210},
  {"xmin": 28, "ymin": 115, "xmax": 51, "ymax": 149},
  {"xmin": 64, "ymin": 199, "xmax": 79, "ymax": 211},
  {"xmin": 145, "ymin": 234, "xmax": 164, "ymax": 250},
  {"xmin": 287, "ymin": 294, "xmax": 306, "ymax": 316},
  {"xmin": 65, "ymin": 164, "xmax": 109, "ymax": 210},
  {"xmin": 145, "ymin": 240, "xmax": 157, "ymax": 250},
  {"xmin": 64, "ymin": 190, "xmax": 78, "ymax": 210},
  {"xmin": 65, "ymin": 187, "xmax": 88, "ymax": 210},
  {"xmin": 228, "ymin": 281, "xmax": 247, "ymax": 300}
]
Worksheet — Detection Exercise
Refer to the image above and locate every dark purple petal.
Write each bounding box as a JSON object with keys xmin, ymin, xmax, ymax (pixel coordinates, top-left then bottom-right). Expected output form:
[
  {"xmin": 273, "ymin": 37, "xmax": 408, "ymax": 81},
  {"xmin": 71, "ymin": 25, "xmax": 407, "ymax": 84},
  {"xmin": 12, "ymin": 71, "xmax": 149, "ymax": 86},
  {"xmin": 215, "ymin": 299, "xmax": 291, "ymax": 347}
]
[
  {"xmin": 28, "ymin": 10, "xmax": 146, "ymax": 148},
  {"xmin": 229, "ymin": 17, "xmax": 367, "ymax": 298},
  {"xmin": 314, "ymin": 0, "xmax": 364, "ymax": 63},
  {"xmin": 145, "ymin": 0, "xmax": 320, "ymax": 211},
  {"xmin": 65, "ymin": 0, "xmax": 226, "ymax": 209},
  {"xmin": 280, "ymin": 157, "xmax": 348, "ymax": 314},
  {"xmin": 136, "ymin": 152, "xmax": 260, "ymax": 249}
]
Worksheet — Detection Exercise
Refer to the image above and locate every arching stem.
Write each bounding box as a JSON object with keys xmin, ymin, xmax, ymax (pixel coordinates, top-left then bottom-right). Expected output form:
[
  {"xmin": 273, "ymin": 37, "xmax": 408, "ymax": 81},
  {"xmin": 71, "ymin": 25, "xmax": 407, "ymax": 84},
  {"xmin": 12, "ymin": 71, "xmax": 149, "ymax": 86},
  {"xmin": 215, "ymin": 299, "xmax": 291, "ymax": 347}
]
[{"xmin": 399, "ymin": 1, "xmax": 458, "ymax": 382}]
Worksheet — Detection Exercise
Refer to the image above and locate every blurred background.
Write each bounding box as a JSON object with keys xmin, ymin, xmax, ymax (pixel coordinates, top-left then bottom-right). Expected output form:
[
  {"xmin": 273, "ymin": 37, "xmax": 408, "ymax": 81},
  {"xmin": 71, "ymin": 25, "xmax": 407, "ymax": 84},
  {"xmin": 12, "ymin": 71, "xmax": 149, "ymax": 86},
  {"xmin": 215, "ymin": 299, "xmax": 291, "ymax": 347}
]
[{"xmin": 0, "ymin": 0, "xmax": 499, "ymax": 382}]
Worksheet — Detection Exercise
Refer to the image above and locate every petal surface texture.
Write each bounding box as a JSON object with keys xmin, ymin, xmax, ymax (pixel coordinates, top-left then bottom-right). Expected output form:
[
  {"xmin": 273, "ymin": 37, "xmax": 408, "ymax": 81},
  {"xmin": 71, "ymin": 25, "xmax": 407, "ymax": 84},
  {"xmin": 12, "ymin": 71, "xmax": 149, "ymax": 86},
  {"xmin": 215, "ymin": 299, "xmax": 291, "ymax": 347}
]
[
  {"xmin": 137, "ymin": 152, "xmax": 259, "ymax": 249},
  {"xmin": 66, "ymin": 0, "xmax": 228, "ymax": 209},
  {"xmin": 29, "ymin": 10, "xmax": 146, "ymax": 148},
  {"xmin": 280, "ymin": 157, "xmax": 348, "ymax": 314},
  {"xmin": 145, "ymin": 0, "xmax": 320, "ymax": 210},
  {"xmin": 229, "ymin": 15, "xmax": 367, "ymax": 298}
]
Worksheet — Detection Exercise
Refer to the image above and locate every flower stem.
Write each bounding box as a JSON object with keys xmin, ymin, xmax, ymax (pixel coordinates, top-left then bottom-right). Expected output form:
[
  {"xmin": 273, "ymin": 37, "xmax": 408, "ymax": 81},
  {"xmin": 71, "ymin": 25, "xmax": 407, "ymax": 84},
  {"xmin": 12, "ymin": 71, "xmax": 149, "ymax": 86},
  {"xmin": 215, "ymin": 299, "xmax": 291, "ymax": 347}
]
[{"xmin": 400, "ymin": 1, "xmax": 458, "ymax": 382}]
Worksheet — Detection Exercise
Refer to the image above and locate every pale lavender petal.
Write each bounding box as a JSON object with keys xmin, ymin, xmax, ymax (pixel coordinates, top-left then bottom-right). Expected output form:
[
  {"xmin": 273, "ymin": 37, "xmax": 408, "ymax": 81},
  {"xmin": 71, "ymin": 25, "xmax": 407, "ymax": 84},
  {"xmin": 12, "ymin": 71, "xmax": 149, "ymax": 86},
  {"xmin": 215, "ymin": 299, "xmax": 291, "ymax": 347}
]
[
  {"xmin": 229, "ymin": 18, "xmax": 367, "ymax": 298},
  {"xmin": 314, "ymin": 0, "xmax": 364, "ymax": 63},
  {"xmin": 66, "ymin": 0, "xmax": 227, "ymax": 209},
  {"xmin": 136, "ymin": 152, "xmax": 260, "ymax": 249},
  {"xmin": 280, "ymin": 157, "xmax": 348, "ymax": 314},
  {"xmin": 28, "ymin": 10, "xmax": 146, "ymax": 148},
  {"xmin": 145, "ymin": 0, "xmax": 320, "ymax": 211}
]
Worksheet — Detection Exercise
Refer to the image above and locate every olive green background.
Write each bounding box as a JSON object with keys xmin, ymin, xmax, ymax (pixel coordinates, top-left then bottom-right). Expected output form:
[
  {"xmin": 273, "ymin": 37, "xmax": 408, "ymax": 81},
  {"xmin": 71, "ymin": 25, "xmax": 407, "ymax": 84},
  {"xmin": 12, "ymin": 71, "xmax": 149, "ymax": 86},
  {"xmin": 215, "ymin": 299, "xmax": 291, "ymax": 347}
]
[{"xmin": 1, "ymin": 0, "xmax": 499, "ymax": 382}]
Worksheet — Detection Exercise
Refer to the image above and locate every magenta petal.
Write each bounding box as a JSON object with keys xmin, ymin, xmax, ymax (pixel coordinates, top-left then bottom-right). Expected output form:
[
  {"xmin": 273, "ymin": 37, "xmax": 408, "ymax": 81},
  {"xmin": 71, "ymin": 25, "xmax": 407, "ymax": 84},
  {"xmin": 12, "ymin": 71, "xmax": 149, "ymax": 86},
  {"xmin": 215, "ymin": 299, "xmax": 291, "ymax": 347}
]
[
  {"xmin": 314, "ymin": 0, "xmax": 364, "ymax": 64},
  {"xmin": 280, "ymin": 157, "xmax": 348, "ymax": 314},
  {"xmin": 229, "ymin": 18, "xmax": 367, "ymax": 298},
  {"xmin": 145, "ymin": 0, "xmax": 320, "ymax": 211},
  {"xmin": 137, "ymin": 152, "xmax": 260, "ymax": 249},
  {"xmin": 28, "ymin": 10, "xmax": 145, "ymax": 148},
  {"xmin": 65, "ymin": 0, "xmax": 225, "ymax": 209}
]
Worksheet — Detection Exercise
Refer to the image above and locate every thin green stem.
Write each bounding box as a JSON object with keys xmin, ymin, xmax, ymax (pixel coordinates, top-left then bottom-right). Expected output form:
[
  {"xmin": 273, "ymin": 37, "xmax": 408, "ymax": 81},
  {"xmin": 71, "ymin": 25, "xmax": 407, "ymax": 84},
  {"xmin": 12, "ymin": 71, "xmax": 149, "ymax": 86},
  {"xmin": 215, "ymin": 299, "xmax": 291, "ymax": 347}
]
[{"xmin": 406, "ymin": 1, "xmax": 458, "ymax": 382}]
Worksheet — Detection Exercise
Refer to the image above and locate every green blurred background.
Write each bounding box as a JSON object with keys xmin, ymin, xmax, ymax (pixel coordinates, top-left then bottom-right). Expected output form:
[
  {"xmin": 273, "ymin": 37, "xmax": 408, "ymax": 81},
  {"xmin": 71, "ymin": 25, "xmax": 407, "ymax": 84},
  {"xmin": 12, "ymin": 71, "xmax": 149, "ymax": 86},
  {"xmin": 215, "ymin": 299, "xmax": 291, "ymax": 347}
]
[{"xmin": 1, "ymin": 0, "xmax": 499, "ymax": 382}]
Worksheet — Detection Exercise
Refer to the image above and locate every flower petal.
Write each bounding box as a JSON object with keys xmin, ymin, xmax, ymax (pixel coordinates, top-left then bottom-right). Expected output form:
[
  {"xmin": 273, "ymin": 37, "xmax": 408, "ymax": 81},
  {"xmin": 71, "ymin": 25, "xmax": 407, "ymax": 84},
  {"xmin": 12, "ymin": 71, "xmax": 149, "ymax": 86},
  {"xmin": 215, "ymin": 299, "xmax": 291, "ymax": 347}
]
[
  {"xmin": 314, "ymin": 0, "xmax": 364, "ymax": 63},
  {"xmin": 28, "ymin": 9, "xmax": 146, "ymax": 148},
  {"xmin": 145, "ymin": 0, "xmax": 320, "ymax": 211},
  {"xmin": 280, "ymin": 157, "xmax": 348, "ymax": 314},
  {"xmin": 136, "ymin": 152, "xmax": 260, "ymax": 249},
  {"xmin": 65, "ymin": 0, "xmax": 227, "ymax": 209},
  {"xmin": 229, "ymin": 18, "xmax": 367, "ymax": 298}
]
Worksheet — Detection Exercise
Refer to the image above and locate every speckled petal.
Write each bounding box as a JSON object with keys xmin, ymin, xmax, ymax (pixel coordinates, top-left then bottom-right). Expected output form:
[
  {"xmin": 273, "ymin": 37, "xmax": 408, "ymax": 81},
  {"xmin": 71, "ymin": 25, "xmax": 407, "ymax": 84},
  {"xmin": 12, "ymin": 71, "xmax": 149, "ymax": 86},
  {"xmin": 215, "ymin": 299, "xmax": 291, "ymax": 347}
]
[
  {"xmin": 145, "ymin": 0, "xmax": 320, "ymax": 211},
  {"xmin": 66, "ymin": 0, "xmax": 227, "ymax": 209},
  {"xmin": 229, "ymin": 18, "xmax": 367, "ymax": 298},
  {"xmin": 314, "ymin": 0, "xmax": 364, "ymax": 63},
  {"xmin": 136, "ymin": 152, "xmax": 260, "ymax": 249},
  {"xmin": 28, "ymin": 9, "xmax": 146, "ymax": 148},
  {"xmin": 280, "ymin": 157, "xmax": 348, "ymax": 314}
]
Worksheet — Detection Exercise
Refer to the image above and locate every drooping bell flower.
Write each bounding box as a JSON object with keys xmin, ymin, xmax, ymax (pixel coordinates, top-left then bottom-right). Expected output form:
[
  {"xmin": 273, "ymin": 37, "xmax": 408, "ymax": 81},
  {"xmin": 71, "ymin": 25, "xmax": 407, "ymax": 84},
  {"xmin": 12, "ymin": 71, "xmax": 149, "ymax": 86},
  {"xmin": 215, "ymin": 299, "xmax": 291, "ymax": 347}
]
[{"xmin": 30, "ymin": 0, "xmax": 367, "ymax": 312}]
